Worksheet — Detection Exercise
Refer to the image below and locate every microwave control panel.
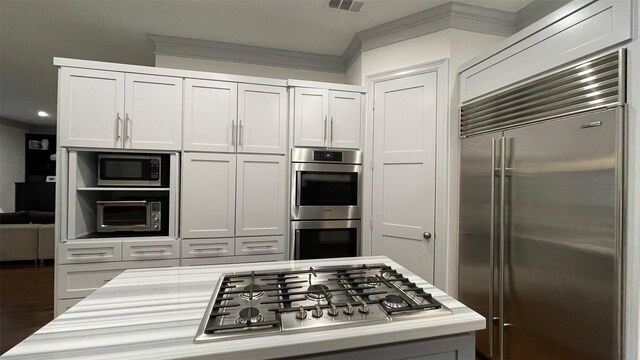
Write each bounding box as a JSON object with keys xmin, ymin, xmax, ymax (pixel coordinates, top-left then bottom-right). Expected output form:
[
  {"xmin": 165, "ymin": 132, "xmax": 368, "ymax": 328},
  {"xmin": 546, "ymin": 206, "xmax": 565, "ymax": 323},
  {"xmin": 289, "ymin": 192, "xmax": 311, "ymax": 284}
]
[
  {"xmin": 151, "ymin": 201, "xmax": 161, "ymax": 231},
  {"xmin": 150, "ymin": 159, "xmax": 161, "ymax": 181}
]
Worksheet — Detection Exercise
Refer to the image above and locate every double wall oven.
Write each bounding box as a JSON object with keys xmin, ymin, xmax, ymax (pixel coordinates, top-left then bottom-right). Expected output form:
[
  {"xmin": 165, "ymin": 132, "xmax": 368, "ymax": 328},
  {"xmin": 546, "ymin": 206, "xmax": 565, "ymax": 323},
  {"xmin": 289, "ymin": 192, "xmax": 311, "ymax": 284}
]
[{"xmin": 290, "ymin": 149, "xmax": 362, "ymax": 260}]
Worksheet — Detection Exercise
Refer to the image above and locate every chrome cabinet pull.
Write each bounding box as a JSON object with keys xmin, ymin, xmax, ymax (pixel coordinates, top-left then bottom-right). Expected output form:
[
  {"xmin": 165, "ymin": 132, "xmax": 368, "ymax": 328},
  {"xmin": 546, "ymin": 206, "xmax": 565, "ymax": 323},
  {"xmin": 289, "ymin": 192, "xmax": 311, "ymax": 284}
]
[
  {"xmin": 116, "ymin": 113, "xmax": 122, "ymax": 140},
  {"xmin": 71, "ymin": 251, "xmax": 108, "ymax": 257},
  {"xmin": 239, "ymin": 120, "xmax": 244, "ymax": 146},
  {"xmin": 125, "ymin": 113, "xmax": 132, "ymax": 143},
  {"xmin": 330, "ymin": 116, "xmax": 334, "ymax": 145},
  {"xmin": 231, "ymin": 119, "xmax": 236, "ymax": 146},
  {"xmin": 324, "ymin": 116, "xmax": 328, "ymax": 146},
  {"xmin": 422, "ymin": 231, "xmax": 432, "ymax": 240},
  {"xmin": 246, "ymin": 244, "xmax": 274, "ymax": 250},
  {"xmin": 134, "ymin": 249, "xmax": 167, "ymax": 254},
  {"xmin": 193, "ymin": 247, "xmax": 225, "ymax": 252}
]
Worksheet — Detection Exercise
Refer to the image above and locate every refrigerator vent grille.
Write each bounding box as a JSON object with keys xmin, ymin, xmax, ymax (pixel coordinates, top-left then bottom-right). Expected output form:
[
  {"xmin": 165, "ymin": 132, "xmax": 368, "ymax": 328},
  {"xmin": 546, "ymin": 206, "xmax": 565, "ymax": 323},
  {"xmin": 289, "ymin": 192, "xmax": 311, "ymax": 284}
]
[{"xmin": 460, "ymin": 50, "xmax": 624, "ymax": 137}]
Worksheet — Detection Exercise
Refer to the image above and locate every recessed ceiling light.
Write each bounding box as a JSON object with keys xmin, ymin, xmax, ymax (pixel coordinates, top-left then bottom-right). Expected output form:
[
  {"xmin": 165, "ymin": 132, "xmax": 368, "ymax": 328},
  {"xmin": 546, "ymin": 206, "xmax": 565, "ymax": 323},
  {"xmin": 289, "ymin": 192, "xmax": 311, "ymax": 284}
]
[{"xmin": 38, "ymin": 111, "xmax": 49, "ymax": 117}]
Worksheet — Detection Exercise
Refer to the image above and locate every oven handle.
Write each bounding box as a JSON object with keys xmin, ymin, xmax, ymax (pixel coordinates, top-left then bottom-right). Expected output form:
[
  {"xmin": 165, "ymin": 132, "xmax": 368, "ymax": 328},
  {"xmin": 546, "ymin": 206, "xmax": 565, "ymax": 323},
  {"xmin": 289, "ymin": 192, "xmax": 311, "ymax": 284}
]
[{"xmin": 295, "ymin": 171, "xmax": 302, "ymax": 207}]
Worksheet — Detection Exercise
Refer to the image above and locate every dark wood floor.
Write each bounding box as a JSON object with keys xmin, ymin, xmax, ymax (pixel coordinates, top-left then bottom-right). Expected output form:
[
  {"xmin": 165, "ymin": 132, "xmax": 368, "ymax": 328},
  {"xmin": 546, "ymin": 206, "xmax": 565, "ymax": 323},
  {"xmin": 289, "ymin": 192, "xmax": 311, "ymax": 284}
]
[{"xmin": 0, "ymin": 261, "xmax": 54, "ymax": 355}]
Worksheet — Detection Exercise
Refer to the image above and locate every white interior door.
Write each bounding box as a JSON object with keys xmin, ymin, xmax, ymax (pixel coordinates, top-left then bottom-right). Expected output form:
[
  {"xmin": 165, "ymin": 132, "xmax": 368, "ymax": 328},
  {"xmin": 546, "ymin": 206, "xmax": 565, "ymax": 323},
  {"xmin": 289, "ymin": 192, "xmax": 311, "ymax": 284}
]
[
  {"xmin": 58, "ymin": 68, "xmax": 124, "ymax": 148},
  {"xmin": 125, "ymin": 74, "xmax": 182, "ymax": 150},
  {"xmin": 235, "ymin": 154, "xmax": 285, "ymax": 237},
  {"xmin": 329, "ymin": 91, "xmax": 361, "ymax": 149},
  {"xmin": 371, "ymin": 72, "xmax": 438, "ymax": 282},
  {"xmin": 181, "ymin": 153, "xmax": 236, "ymax": 238},
  {"xmin": 183, "ymin": 79, "xmax": 237, "ymax": 152},
  {"xmin": 294, "ymin": 88, "xmax": 328, "ymax": 147},
  {"xmin": 238, "ymin": 84, "xmax": 287, "ymax": 154}
]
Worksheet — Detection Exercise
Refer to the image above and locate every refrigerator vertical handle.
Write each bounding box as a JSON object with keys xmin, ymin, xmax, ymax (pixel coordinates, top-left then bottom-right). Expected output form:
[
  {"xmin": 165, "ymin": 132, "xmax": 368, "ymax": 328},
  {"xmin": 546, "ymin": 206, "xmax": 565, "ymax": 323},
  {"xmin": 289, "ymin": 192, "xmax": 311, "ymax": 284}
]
[
  {"xmin": 489, "ymin": 137, "xmax": 497, "ymax": 359},
  {"xmin": 499, "ymin": 136, "xmax": 507, "ymax": 360}
]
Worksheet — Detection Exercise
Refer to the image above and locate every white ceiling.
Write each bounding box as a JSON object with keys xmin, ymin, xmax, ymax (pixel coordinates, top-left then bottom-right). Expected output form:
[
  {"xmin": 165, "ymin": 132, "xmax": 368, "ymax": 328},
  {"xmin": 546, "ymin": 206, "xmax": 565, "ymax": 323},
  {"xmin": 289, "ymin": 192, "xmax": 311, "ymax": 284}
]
[{"xmin": 0, "ymin": 0, "xmax": 532, "ymax": 126}]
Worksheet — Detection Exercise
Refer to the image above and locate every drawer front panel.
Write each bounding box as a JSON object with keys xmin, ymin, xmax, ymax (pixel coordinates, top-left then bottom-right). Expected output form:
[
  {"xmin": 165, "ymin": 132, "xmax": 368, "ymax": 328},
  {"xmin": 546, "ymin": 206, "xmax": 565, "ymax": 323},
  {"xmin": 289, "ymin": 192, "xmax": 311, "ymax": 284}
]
[
  {"xmin": 181, "ymin": 253, "xmax": 286, "ymax": 266},
  {"xmin": 123, "ymin": 240, "xmax": 180, "ymax": 260},
  {"xmin": 235, "ymin": 236, "xmax": 284, "ymax": 256},
  {"xmin": 58, "ymin": 242, "xmax": 122, "ymax": 264},
  {"xmin": 181, "ymin": 238, "xmax": 234, "ymax": 258},
  {"xmin": 56, "ymin": 298, "xmax": 83, "ymax": 317}
]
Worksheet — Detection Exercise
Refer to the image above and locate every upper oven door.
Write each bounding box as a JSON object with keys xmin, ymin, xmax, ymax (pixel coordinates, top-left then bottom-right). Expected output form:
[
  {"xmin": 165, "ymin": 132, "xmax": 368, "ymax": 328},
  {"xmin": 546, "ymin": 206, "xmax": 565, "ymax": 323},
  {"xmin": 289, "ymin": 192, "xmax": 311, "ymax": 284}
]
[
  {"xmin": 291, "ymin": 162, "xmax": 362, "ymax": 220},
  {"xmin": 98, "ymin": 155, "xmax": 161, "ymax": 187}
]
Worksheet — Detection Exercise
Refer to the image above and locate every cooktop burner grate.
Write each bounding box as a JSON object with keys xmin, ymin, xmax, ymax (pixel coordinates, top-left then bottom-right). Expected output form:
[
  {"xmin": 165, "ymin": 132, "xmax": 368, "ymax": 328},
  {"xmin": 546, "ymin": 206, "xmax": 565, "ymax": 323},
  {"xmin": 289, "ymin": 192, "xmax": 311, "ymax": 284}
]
[{"xmin": 196, "ymin": 263, "xmax": 452, "ymax": 342}]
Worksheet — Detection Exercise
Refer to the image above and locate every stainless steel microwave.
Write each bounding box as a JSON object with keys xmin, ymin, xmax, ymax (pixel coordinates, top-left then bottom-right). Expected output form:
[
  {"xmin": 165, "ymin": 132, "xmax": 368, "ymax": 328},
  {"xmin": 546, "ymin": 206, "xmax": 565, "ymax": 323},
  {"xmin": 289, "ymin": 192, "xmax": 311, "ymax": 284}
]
[
  {"xmin": 96, "ymin": 200, "xmax": 161, "ymax": 233},
  {"xmin": 98, "ymin": 154, "xmax": 161, "ymax": 187}
]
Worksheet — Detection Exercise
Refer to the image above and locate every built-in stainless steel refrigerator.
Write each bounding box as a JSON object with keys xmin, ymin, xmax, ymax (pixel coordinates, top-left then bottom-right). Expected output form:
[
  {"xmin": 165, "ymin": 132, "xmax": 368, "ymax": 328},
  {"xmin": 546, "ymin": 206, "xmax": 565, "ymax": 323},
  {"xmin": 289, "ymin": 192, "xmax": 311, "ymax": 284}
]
[{"xmin": 458, "ymin": 50, "xmax": 624, "ymax": 360}]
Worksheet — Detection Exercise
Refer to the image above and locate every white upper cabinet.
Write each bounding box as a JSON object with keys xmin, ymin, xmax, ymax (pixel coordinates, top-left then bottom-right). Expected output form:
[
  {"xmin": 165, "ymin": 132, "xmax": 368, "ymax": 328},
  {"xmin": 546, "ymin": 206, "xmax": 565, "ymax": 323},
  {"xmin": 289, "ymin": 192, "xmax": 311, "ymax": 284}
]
[
  {"xmin": 183, "ymin": 79, "xmax": 237, "ymax": 152},
  {"xmin": 59, "ymin": 68, "xmax": 182, "ymax": 150},
  {"xmin": 238, "ymin": 84, "xmax": 287, "ymax": 154},
  {"xmin": 181, "ymin": 153, "xmax": 236, "ymax": 239},
  {"xmin": 293, "ymin": 88, "xmax": 362, "ymax": 149},
  {"xmin": 235, "ymin": 155, "xmax": 285, "ymax": 237},
  {"xmin": 59, "ymin": 68, "xmax": 125, "ymax": 149},
  {"xmin": 124, "ymin": 74, "xmax": 182, "ymax": 151},
  {"xmin": 294, "ymin": 88, "xmax": 329, "ymax": 147},
  {"xmin": 329, "ymin": 91, "xmax": 361, "ymax": 149}
]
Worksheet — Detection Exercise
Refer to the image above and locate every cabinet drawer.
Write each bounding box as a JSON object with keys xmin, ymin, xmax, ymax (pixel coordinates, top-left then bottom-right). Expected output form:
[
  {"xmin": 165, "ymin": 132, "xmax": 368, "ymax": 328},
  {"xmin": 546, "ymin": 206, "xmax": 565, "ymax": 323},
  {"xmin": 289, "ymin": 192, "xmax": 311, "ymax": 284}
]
[
  {"xmin": 181, "ymin": 253, "xmax": 286, "ymax": 266},
  {"xmin": 56, "ymin": 298, "xmax": 83, "ymax": 317},
  {"xmin": 58, "ymin": 241, "xmax": 122, "ymax": 264},
  {"xmin": 182, "ymin": 238, "xmax": 234, "ymax": 258},
  {"xmin": 235, "ymin": 236, "xmax": 284, "ymax": 255},
  {"xmin": 123, "ymin": 240, "xmax": 179, "ymax": 261}
]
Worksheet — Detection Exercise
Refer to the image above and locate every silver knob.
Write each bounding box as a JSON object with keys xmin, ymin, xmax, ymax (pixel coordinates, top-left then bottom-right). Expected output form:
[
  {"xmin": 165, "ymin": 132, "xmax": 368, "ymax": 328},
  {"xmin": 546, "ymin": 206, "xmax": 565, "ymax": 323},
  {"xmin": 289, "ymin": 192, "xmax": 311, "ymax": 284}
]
[
  {"xmin": 312, "ymin": 304, "xmax": 324, "ymax": 318},
  {"xmin": 296, "ymin": 306, "xmax": 307, "ymax": 320},
  {"xmin": 343, "ymin": 303, "xmax": 354, "ymax": 315},
  {"xmin": 423, "ymin": 231, "xmax": 432, "ymax": 240},
  {"xmin": 358, "ymin": 300, "xmax": 369, "ymax": 314},
  {"xmin": 327, "ymin": 304, "xmax": 339, "ymax": 317}
]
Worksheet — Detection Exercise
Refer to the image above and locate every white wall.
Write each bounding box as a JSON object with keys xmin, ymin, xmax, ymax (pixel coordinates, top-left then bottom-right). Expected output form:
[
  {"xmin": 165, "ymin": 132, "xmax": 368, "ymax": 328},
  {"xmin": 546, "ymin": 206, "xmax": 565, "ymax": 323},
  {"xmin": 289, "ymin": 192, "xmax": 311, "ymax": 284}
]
[
  {"xmin": 0, "ymin": 123, "xmax": 27, "ymax": 212},
  {"xmin": 156, "ymin": 55, "xmax": 346, "ymax": 83},
  {"xmin": 353, "ymin": 29, "xmax": 505, "ymax": 295}
]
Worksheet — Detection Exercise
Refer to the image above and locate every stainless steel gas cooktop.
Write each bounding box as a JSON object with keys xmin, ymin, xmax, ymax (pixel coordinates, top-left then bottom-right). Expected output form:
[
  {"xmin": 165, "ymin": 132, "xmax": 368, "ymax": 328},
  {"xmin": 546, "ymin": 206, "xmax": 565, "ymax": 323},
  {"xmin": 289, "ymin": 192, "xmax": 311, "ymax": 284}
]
[{"xmin": 194, "ymin": 263, "xmax": 452, "ymax": 343}]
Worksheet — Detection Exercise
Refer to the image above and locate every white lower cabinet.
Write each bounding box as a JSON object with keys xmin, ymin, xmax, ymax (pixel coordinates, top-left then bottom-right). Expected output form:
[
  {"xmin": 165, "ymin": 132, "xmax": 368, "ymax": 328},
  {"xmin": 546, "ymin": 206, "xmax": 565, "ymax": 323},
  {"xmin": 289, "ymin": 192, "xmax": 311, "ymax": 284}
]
[
  {"xmin": 122, "ymin": 240, "xmax": 180, "ymax": 261},
  {"xmin": 58, "ymin": 241, "xmax": 122, "ymax": 264},
  {"xmin": 236, "ymin": 236, "xmax": 284, "ymax": 256},
  {"xmin": 181, "ymin": 238, "xmax": 235, "ymax": 258},
  {"xmin": 56, "ymin": 298, "xmax": 83, "ymax": 315},
  {"xmin": 181, "ymin": 253, "xmax": 286, "ymax": 266}
]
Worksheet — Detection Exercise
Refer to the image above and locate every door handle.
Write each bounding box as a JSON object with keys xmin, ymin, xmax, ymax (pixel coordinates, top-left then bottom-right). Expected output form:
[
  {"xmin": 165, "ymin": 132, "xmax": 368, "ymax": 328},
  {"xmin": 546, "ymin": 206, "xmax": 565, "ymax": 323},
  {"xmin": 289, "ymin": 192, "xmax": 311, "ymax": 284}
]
[
  {"xmin": 116, "ymin": 113, "xmax": 122, "ymax": 140},
  {"xmin": 422, "ymin": 231, "xmax": 432, "ymax": 240},
  {"xmin": 125, "ymin": 113, "xmax": 132, "ymax": 143},
  {"xmin": 330, "ymin": 117, "xmax": 334, "ymax": 145},
  {"xmin": 231, "ymin": 119, "xmax": 236, "ymax": 146},
  {"xmin": 324, "ymin": 116, "xmax": 328, "ymax": 146},
  {"xmin": 239, "ymin": 120, "xmax": 244, "ymax": 146}
]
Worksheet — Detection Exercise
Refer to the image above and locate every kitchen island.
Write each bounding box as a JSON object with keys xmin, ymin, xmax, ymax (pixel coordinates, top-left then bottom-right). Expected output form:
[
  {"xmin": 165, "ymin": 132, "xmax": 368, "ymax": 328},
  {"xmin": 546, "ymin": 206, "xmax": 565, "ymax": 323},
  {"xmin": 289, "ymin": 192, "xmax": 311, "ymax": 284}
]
[{"xmin": 1, "ymin": 256, "xmax": 484, "ymax": 359}]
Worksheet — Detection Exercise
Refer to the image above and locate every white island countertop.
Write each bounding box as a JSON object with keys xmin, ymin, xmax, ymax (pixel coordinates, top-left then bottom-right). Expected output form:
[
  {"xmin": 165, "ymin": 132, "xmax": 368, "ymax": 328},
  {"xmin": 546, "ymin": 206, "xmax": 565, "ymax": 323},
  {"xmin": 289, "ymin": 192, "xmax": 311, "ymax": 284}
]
[{"xmin": 1, "ymin": 256, "xmax": 484, "ymax": 359}]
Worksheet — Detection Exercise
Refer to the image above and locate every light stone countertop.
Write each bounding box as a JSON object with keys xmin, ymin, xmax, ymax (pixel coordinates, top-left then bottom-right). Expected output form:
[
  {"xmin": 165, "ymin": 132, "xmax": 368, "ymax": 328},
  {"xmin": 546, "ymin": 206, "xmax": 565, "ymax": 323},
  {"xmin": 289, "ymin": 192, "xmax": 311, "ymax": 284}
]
[{"xmin": 1, "ymin": 256, "xmax": 484, "ymax": 359}]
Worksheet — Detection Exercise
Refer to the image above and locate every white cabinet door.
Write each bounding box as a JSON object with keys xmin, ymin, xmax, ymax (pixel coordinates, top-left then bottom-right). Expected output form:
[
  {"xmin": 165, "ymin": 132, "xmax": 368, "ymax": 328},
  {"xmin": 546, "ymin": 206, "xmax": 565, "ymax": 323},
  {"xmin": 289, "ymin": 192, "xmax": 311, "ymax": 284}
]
[
  {"xmin": 181, "ymin": 153, "xmax": 236, "ymax": 238},
  {"xmin": 183, "ymin": 79, "xmax": 237, "ymax": 152},
  {"xmin": 329, "ymin": 91, "xmax": 362, "ymax": 149},
  {"xmin": 124, "ymin": 74, "xmax": 182, "ymax": 150},
  {"xmin": 236, "ymin": 155, "xmax": 285, "ymax": 237},
  {"xmin": 294, "ymin": 88, "xmax": 329, "ymax": 147},
  {"xmin": 59, "ymin": 68, "xmax": 124, "ymax": 148},
  {"xmin": 238, "ymin": 84, "xmax": 287, "ymax": 154}
]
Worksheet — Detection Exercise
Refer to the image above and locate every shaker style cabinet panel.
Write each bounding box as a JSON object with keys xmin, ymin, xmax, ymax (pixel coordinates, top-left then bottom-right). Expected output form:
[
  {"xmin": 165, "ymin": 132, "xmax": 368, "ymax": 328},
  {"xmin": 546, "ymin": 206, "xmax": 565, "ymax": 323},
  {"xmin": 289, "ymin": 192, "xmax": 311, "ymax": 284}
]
[
  {"xmin": 237, "ymin": 84, "xmax": 287, "ymax": 154},
  {"xmin": 124, "ymin": 74, "xmax": 183, "ymax": 150},
  {"xmin": 183, "ymin": 79, "xmax": 237, "ymax": 152},
  {"xmin": 294, "ymin": 88, "xmax": 329, "ymax": 147},
  {"xmin": 181, "ymin": 153, "xmax": 236, "ymax": 239},
  {"xmin": 58, "ymin": 68, "xmax": 183, "ymax": 150},
  {"xmin": 59, "ymin": 68, "xmax": 125, "ymax": 149},
  {"xmin": 329, "ymin": 91, "xmax": 361, "ymax": 149},
  {"xmin": 235, "ymin": 155, "xmax": 286, "ymax": 237}
]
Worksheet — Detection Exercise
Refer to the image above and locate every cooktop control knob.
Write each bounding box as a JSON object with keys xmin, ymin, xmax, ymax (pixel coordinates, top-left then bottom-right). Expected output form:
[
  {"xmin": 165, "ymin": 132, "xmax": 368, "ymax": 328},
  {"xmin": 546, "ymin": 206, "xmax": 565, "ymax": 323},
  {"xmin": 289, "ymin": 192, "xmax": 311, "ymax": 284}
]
[
  {"xmin": 296, "ymin": 306, "xmax": 307, "ymax": 320},
  {"xmin": 343, "ymin": 303, "xmax": 354, "ymax": 316},
  {"xmin": 358, "ymin": 300, "xmax": 369, "ymax": 314},
  {"xmin": 312, "ymin": 304, "xmax": 324, "ymax": 318},
  {"xmin": 327, "ymin": 304, "xmax": 339, "ymax": 317}
]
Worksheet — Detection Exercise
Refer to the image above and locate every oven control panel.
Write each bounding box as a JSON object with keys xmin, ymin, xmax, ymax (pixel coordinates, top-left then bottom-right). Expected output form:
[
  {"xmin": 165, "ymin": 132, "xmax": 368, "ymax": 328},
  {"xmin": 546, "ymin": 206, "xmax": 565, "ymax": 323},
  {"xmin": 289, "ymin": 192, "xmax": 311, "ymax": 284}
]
[{"xmin": 313, "ymin": 151, "xmax": 343, "ymax": 162}]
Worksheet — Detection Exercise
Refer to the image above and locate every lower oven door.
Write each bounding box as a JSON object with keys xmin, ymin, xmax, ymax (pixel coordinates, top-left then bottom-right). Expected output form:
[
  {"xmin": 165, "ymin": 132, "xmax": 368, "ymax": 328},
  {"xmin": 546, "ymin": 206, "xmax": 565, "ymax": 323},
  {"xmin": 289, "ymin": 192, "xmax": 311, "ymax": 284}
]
[
  {"xmin": 97, "ymin": 201, "xmax": 151, "ymax": 232},
  {"xmin": 292, "ymin": 220, "xmax": 360, "ymax": 260}
]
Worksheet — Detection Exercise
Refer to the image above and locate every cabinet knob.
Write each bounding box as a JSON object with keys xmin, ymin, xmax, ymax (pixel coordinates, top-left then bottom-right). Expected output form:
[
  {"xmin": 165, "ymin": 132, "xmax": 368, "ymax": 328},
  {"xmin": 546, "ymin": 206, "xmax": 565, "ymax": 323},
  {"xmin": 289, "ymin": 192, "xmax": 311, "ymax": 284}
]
[{"xmin": 423, "ymin": 231, "xmax": 432, "ymax": 240}]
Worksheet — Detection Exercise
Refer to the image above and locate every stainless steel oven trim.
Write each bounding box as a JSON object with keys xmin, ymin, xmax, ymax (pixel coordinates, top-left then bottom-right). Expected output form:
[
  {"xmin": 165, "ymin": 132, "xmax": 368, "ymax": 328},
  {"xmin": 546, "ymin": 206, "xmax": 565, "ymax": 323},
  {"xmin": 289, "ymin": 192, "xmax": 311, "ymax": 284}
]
[
  {"xmin": 291, "ymin": 219, "xmax": 361, "ymax": 259},
  {"xmin": 291, "ymin": 162, "xmax": 362, "ymax": 220},
  {"xmin": 97, "ymin": 154, "xmax": 162, "ymax": 187},
  {"xmin": 96, "ymin": 200, "xmax": 159, "ymax": 233}
]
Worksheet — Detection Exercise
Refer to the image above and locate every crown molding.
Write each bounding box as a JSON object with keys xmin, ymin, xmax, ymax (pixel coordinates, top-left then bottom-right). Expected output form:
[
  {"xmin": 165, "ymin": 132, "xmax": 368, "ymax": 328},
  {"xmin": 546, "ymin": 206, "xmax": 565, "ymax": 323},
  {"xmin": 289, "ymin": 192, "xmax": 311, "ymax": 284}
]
[
  {"xmin": 515, "ymin": 0, "xmax": 572, "ymax": 31},
  {"xmin": 343, "ymin": 1, "xmax": 517, "ymax": 67},
  {"xmin": 0, "ymin": 117, "xmax": 56, "ymax": 132},
  {"xmin": 149, "ymin": 34, "xmax": 345, "ymax": 73}
]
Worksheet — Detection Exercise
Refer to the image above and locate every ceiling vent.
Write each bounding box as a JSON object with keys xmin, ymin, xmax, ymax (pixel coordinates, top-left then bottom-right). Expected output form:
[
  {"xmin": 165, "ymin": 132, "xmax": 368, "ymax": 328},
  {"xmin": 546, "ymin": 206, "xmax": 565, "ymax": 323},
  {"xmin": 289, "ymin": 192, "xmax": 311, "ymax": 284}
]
[{"xmin": 327, "ymin": 0, "xmax": 364, "ymax": 12}]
